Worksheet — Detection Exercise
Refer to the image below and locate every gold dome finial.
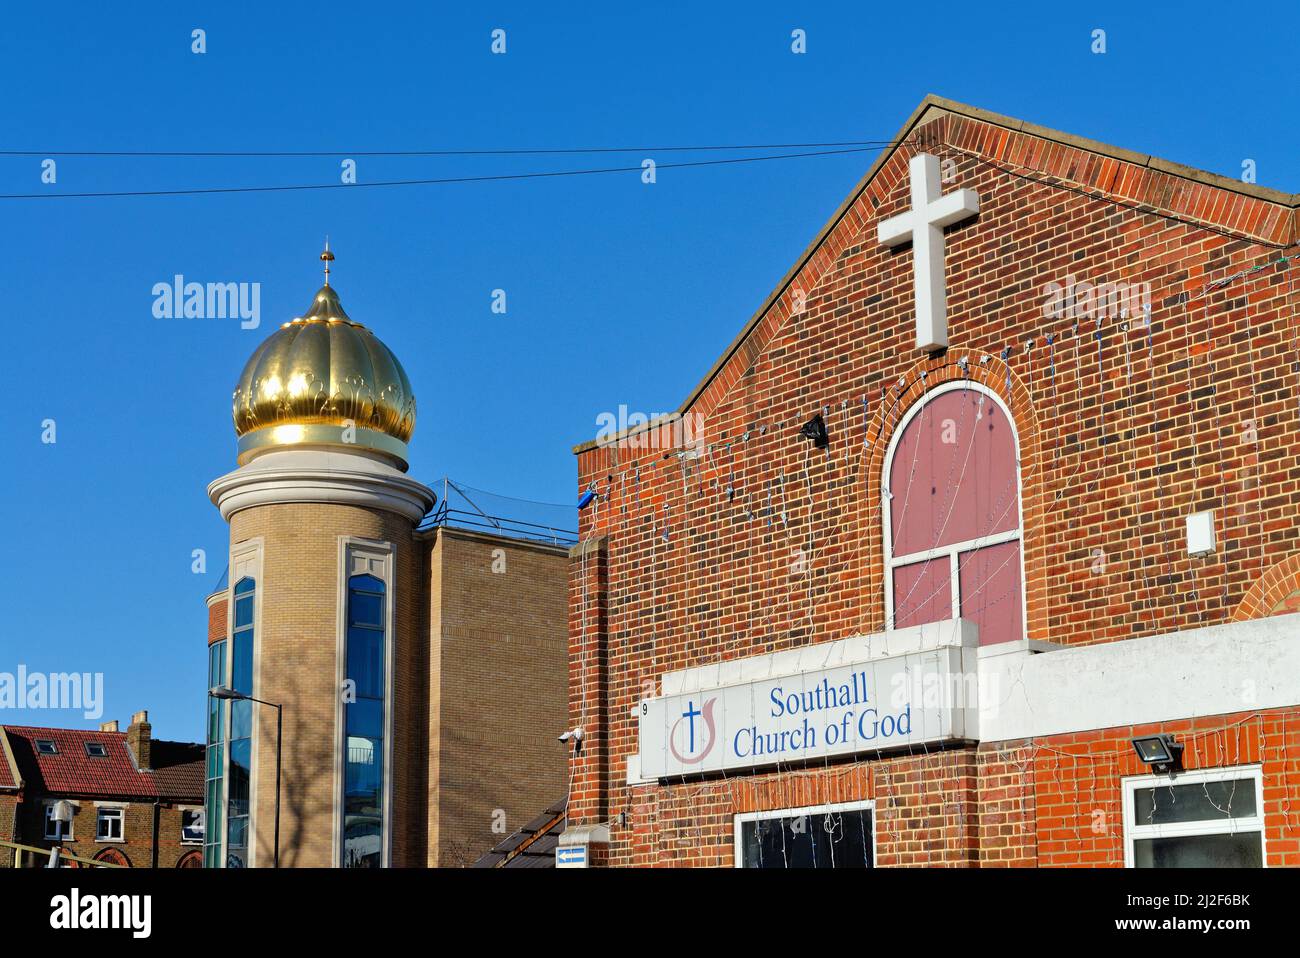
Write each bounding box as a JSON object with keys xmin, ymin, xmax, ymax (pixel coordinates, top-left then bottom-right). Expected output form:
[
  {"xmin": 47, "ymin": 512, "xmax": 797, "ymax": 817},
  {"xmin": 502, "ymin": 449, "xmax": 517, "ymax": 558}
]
[
  {"xmin": 320, "ymin": 237, "xmax": 334, "ymax": 286},
  {"xmin": 229, "ymin": 255, "xmax": 418, "ymax": 470}
]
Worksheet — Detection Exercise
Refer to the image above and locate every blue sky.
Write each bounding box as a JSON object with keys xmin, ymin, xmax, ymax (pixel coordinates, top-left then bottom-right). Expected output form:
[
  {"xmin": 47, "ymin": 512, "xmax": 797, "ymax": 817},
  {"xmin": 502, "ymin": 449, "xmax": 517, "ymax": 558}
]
[{"xmin": 0, "ymin": 2, "xmax": 1294, "ymax": 741}]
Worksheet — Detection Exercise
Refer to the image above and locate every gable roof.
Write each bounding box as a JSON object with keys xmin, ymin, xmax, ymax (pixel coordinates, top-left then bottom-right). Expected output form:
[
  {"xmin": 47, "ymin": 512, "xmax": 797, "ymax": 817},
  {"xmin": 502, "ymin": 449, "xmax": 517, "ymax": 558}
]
[
  {"xmin": 1, "ymin": 725, "xmax": 203, "ymax": 801},
  {"xmin": 573, "ymin": 94, "xmax": 1299, "ymax": 454}
]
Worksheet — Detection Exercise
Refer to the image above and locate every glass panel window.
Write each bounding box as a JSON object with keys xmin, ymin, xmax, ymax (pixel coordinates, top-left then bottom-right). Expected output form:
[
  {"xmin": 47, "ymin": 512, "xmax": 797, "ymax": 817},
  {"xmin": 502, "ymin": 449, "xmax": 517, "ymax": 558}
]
[
  {"xmin": 96, "ymin": 807, "xmax": 124, "ymax": 842},
  {"xmin": 222, "ymin": 579, "xmax": 256, "ymax": 869},
  {"xmin": 234, "ymin": 594, "xmax": 254, "ymax": 628},
  {"xmin": 206, "ymin": 742, "xmax": 224, "ymax": 779},
  {"xmin": 343, "ymin": 571, "xmax": 386, "ymax": 868},
  {"xmin": 347, "ymin": 627, "xmax": 384, "ymax": 699},
  {"xmin": 735, "ymin": 801, "xmax": 873, "ymax": 868},
  {"xmin": 349, "ymin": 591, "xmax": 383, "ymax": 628},
  {"xmin": 226, "ymin": 734, "xmax": 250, "ymax": 868},
  {"xmin": 227, "ymin": 738, "xmax": 251, "ymax": 819},
  {"xmin": 229, "ymin": 697, "xmax": 252, "ymax": 740},
  {"xmin": 207, "ymin": 697, "xmax": 223, "ymax": 747},
  {"xmin": 346, "ymin": 697, "xmax": 383, "ymax": 740},
  {"xmin": 346, "ymin": 734, "xmax": 383, "ymax": 795},
  {"xmin": 231, "ymin": 632, "xmax": 253, "ymax": 694},
  {"xmin": 1125, "ymin": 766, "xmax": 1265, "ymax": 869},
  {"xmin": 1133, "ymin": 777, "xmax": 1258, "ymax": 825},
  {"xmin": 44, "ymin": 805, "xmax": 73, "ymax": 841},
  {"xmin": 205, "ymin": 637, "xmax": 228, "ymax": 867},
  {"xmin": 1135, "ymin": 832, "xmax": 1263, "ymax": 868}
]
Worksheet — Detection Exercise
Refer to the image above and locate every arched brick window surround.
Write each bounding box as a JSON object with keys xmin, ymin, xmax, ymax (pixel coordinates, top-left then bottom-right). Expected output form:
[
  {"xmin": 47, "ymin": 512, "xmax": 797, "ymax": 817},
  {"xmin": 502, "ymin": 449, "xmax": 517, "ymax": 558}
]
[
  {"xmin": 92, "ymin": 846, "xmax": 131, "ymax": 867},
  {"xmin": 882, "ymin": 380, "xmax": 1025, "ymax": 645},
  {"xmin": 1231, "ymin": 552, "xmax": 1300, "ymax": 621},
  {"xmin": 865, "ymin": 356, "xmax": 1047, "ymax": 643}
]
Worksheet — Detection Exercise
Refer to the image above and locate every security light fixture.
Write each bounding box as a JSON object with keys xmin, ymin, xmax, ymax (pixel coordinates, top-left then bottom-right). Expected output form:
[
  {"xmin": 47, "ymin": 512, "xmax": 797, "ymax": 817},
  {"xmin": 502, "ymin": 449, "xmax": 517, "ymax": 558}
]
[
  {"xmin": 1131, "ymin": 733, "xmax": 1183, "ymax": 774},
  {"xmin": 558, "ymin": 727, "xmax": 584, "ymax": 744}
]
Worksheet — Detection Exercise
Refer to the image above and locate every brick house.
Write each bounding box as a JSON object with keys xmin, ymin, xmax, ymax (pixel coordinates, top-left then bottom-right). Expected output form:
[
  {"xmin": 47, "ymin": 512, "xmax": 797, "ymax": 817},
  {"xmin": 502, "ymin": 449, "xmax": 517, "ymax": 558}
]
[
  {"xmin": 0, "ymin": 712, "xmax": 204, "ymax": 868},
  {"xmin": 563, "ymin": 96, "xmax": 1300, "ymax": 868}
]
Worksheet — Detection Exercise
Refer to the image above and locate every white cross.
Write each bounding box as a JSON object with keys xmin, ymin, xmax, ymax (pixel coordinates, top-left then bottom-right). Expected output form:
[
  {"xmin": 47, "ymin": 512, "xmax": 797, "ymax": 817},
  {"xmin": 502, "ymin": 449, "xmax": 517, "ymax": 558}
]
[{"xmin": 877, "ymin": 153, "xmax": 980, "ymax": 352}]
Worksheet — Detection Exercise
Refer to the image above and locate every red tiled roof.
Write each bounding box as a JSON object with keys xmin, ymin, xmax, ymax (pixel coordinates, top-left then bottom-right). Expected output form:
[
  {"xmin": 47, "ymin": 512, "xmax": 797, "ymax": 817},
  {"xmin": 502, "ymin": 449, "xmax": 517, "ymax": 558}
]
[
  {"xmin": 150, "ymin": 740, "xmax": 205, "ymax": 800},
  {"xmin": 1, "ymin": 726, "xmax": 203, "ymax": 801}
]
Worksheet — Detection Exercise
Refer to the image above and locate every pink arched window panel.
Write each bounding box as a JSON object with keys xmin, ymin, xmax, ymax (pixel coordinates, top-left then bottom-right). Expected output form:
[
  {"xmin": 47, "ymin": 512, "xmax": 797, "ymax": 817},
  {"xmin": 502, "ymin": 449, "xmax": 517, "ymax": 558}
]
[{"xmin": 884, "ymin": 384, "xmax": 1023, "ymax": 646}]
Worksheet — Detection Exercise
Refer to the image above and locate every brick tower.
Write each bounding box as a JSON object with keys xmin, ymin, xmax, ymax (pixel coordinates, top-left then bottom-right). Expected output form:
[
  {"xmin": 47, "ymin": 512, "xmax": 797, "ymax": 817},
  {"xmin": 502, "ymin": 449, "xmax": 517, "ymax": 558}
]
[{"xmin": 205, "ymin": 245, "xmax": 435, "ymax": 867}]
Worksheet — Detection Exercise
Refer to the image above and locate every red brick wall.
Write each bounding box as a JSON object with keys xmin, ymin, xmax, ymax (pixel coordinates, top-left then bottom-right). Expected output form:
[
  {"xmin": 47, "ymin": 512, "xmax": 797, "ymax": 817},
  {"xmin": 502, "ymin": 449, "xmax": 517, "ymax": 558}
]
[
  {"xmin": 582, "ymin": 705, "xmax": 1300, "ymax": 868},
  {"xmin": 1030, "ymin": 707, "xmax": 1300, "ymax": 868},
  {"xmin": 567, "ymin": 536, "xmax": 609, "ymax": 826},
  {"xmin": 567, "ymin": 106, "xmax": 1300, "ymax": 865},
  {"xmin": 0, "ymin": 793, "xmax": 17, "ymax": 868},
  {"xmin": 12, "ymin": 797, "xmax": 203, "ymax": 868},
  {"xmin": 207, "ymin": 594, "xmax": 227, "ymax": 647}
]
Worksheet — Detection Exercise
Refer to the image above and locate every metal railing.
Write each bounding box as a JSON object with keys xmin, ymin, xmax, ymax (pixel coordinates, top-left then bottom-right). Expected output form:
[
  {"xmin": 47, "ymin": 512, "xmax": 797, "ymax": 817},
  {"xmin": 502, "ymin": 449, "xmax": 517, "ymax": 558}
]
[
  {"xmin": 419, "ymin": 477, "xmax": 577, "ymax": 547},
  {"xmin": 0, "ymin": 837, "xmax": 125, "ymax": 868}
]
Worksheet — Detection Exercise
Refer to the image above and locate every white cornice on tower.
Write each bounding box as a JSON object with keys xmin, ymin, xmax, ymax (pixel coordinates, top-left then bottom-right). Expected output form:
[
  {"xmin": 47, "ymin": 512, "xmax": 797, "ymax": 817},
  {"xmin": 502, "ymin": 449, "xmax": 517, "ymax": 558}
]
[{"xmin": 208, "ymin": 449, "xmax": 436, "ymax": 524}]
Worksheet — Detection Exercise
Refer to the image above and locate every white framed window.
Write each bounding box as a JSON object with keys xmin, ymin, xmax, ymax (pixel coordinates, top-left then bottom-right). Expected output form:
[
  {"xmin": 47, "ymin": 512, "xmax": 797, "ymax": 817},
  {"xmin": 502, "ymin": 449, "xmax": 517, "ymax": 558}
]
[
  {"xmin": 180, "ymin": 807, "xmax": 204, "ymax": 845},
  {"xmin": 335, "ymin": 538, "xmax": 396, "ymax": 869},
  {"xmin": 734, "ymin": 799, "xmax": 875, "ymax": 868},
  {"xmin": 95, "ymin": 805, "xmax": 126, "ymax": 843},
  {"xmin": 43, "ymin": 802, "xmax": 75, "ymax": 841},
  {"xmin": 881, "ymin": 381, "xmax": 1026, "ymax": 646},
  {"xmin": 1123, "ymin": 765, "xmax": 1265, "ymax": 868}
]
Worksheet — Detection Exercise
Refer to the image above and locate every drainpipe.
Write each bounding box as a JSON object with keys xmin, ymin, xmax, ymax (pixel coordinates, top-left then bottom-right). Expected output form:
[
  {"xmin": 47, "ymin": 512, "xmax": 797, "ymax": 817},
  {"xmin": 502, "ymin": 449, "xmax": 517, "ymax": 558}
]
[
  {"xmin": 151, "ymin": 801, "xmax": 160, "ymax": 868},
  {"xmin": 9, "ymin": 789, "xmax": 20, "ymax": 868}
]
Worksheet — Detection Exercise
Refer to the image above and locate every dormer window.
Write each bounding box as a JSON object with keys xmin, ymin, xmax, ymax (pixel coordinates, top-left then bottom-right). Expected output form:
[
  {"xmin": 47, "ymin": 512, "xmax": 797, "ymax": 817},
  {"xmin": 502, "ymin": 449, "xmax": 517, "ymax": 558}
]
[
  {"xmin": 35, "ymin": 739, "xmax": 58, "ymax": 755},
  {"xmin": 84, "ymin": 742, "xmax": 108, "ymax": 758}
]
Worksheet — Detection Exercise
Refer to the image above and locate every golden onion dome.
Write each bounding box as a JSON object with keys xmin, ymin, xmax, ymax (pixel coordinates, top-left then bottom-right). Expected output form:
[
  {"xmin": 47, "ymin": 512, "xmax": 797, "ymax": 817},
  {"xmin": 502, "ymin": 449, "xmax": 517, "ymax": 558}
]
[{"xmin": 231, "ymin": 268, "xmax": 416, "ymax": 469}]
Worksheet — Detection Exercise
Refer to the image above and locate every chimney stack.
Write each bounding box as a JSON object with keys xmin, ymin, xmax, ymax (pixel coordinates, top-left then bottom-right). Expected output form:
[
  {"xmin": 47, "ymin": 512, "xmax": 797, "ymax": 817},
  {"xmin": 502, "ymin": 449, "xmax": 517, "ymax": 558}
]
[
  {"xmin": 99, "ymin": 719, "xmax": 119, "ymax": 733},
  {"xmin": 126, "ymin": 710, "xmax": 151, "ymax": 770}
]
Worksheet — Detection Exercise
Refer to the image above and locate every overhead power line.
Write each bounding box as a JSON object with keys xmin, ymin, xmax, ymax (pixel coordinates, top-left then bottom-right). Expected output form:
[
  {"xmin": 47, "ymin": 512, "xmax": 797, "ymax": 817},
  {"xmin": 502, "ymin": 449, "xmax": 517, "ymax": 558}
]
[
  {"xmin": 2, "ymin": 133, "xmax": 1291, "ymax": 255},
  {"xmin": 0, "ymin": 147, "xmax": 881, "ymax": 200},
  {"xmin": 0, "ymin": 140, "xmax": 899, "ymax": 157}
]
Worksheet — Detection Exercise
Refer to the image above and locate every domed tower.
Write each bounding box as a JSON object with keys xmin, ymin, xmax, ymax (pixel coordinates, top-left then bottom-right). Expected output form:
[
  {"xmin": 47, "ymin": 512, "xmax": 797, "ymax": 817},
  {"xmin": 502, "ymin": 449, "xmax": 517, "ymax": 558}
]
[{"xmin": 205, "ymin": 246, "xmax": 435, "ymax": 868}]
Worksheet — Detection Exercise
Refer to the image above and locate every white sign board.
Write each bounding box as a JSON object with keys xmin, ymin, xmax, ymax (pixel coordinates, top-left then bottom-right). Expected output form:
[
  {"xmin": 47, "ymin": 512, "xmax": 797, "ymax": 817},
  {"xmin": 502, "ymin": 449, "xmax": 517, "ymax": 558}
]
[{"xmin": 638, "ymin": 646, "xmax": 973, "ymax": 779}]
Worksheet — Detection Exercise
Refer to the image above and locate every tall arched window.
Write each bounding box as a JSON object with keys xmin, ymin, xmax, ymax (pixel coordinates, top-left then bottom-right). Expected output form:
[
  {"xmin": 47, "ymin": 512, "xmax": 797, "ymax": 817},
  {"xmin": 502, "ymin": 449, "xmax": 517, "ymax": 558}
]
[
  {"xmin": 343, "ymin": 573, "xmax": 386, "ymax": 868},
  {"xmin": 883, "ymin": 382, "xmax": 1024, "ymax": 646},
  {"xmin": 226, "ymin": 576, "xmax": 256, "ymax": 867}
]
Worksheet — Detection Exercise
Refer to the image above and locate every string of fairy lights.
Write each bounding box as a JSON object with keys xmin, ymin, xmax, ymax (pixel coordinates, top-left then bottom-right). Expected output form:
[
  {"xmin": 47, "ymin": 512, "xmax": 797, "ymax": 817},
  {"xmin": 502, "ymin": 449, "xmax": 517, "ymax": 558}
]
[{"xmin": 565, "ymin": 137, "xmax": 1298, "ymax": 865}]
